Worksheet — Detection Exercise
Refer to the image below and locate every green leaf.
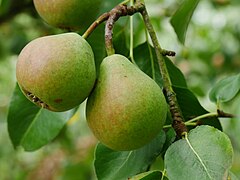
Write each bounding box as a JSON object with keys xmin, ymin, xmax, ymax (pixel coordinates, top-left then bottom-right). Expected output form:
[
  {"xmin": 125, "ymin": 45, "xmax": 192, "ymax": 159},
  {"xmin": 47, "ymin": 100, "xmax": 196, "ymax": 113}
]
[
  {"xmin": 113, "ymin": 24, "xmax": 129, "ymax": 57},
  {"xmin": 165, "ymin": 125, "xmax": 233, "ymax": 180},
  {"xmin": 209, "ymin": 74, "xmax": 240, "ymax": 103},
  {"xmin": 133, "ymin": 42, "xmax": 221, "ymax": 130},
  {"xmin": 94, "ymin": 131, "xmax": 166, "ymax": 180},
  {"xmin": 87, "ymin": 24, "xmax": 106, "ymax": 75},
  {"xmin": 162, "ymin": 128, "xmax": 176, "ymax": 154},
  {"xmin": 99, "ymin": 0, "xmax": 123, "ymax": 13},
  {"xmin": 228, "ymin": 171, "xmax": 239, "ymax": 180},
  {"xmin": 7, "ymin": 84, "xmax": 74, "ymax": 151},
  {"xmin": 0, "ymin": 0, "xmax": 11, "ymax": 16},
  {"xmin": 173, "ymin": 86, "xmax": 222, "ymax": 130},
  {"xmin": 129, "ymin": 170, "xmax": 165, "ymax": 180},
  {"xmin": 170, "ymin": 0, "xmax": 200, "ymax": 44},
  {"xmin": 165, "ymin": 56, "xmax": 187, "ymax": 88},
  {"xmin": 134, "ymin": 42, "xmax": 187, "ymax": 88},
  {"xmin": 134, "ymin": 42, "xmax": 162, "ymax": 86}
]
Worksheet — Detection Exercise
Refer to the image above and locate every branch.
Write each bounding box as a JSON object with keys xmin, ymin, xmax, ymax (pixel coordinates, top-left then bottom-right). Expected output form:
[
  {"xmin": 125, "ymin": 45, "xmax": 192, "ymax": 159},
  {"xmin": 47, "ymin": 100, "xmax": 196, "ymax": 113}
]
[
  {"xmin": 82, "ymin": 13, "xmax": 109, "ymax": 39},
  {"xmin": 105, "ymin": 7, "xmax": 122, "ymax": 55},
  {"xmin": 82, "ymin": 3, "xmax": 144, "ymax": 39},
  {"xmin": 104, "ymin": 3, "xmax": 145, "ymax": 55},
  {"xmin": 129, "ymin": 0, "xmax": 136, "ymax": 64},
  {"xmin": 217, "ymin": 109, "xmax": 235, "ymax": 118},
  {"xmin": 140, "ymin": 2, "xmax": 187, "ymax": 137}
]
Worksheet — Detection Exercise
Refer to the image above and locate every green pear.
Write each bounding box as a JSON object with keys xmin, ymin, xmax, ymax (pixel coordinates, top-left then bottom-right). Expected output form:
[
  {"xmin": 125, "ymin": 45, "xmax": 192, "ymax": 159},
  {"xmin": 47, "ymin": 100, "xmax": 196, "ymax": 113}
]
[
  {"xmin": 33, "ymin": 0, "xmax": 102, "ymax": 30},
  {"xmin": 86, "ymin": 54, "xmax": 167, "ymax": 151},
  {"xmin": 16, "ymin": 33, "xmax": 96, "ymax": 112}
]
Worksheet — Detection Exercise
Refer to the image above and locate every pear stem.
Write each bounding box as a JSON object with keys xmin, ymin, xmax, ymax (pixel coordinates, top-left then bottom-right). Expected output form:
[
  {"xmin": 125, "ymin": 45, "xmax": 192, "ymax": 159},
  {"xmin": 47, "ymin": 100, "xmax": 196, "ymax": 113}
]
[
  {"xmin": 83, "ymin": 3, "xmax": 145, "ymax": 40},
  {"xmin": 140, "ymin": 2, "xmax": 187, "ymax": 137},
  {"xmin": 105, "ymin": 12, "xmax": 119, "ymax": 55},
  {"xmin": 82, "ymin": 13, "xmax": 109, "ymax": 39},
  {"xmin": 129, "ymin": 0, "xmax": 136, "ymax": 64},
  {"xmin": 105, "ymin": 3, "xmax": 145, "ymax": 56}
]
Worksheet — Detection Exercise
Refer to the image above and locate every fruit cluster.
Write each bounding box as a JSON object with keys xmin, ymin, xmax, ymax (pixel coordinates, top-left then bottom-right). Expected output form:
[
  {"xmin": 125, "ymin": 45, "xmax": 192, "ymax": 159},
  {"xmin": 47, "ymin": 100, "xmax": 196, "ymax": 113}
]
[{"xmin": 16, "ymin": 1, "xmax": 167, "ymax": 151}]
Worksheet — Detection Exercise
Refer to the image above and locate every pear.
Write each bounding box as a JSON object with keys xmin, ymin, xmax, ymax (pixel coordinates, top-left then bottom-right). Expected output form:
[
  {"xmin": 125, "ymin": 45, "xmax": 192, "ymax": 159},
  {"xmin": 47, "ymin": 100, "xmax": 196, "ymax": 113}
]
[
  {"xmin": 86, "ymin": 54, "xmax": 167, "ymax": 151},
  {"xmin": 16, "ymin": 33, "xmax": 96, "ymax": 112},
  {"xmin": 33, "ymin": 0, "xmax": 102, "ymax": 30}
]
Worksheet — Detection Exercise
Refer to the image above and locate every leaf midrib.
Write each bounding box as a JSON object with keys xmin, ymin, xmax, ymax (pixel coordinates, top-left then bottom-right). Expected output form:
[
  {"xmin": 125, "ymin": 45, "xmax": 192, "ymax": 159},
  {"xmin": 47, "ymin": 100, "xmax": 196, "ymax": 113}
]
[
  {"xmin": 185, "ymin": 135, "xmax": 213, "ymax": 179},
  {"xmin": 19, "ymin": 108, "xmax": 43, "ymax": 146},
  {"xmin": 106, "ymin": 151, "xmax": 133, "ymax": 180}
]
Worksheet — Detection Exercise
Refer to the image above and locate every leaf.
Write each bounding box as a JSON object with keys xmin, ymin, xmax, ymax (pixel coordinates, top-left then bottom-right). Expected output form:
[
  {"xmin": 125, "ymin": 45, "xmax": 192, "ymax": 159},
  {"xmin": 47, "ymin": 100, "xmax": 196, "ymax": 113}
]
[
  {"xmin": 173, "ymin": 86, "xmax": 222, "ymax": 130},
  {"xmin": 162, "ymin": 128, "xmax": 176, "ymax": 154},
  {"xmin": 170, "ymin": 0, "xmax": 200, "ymax": 44},
  {"xmin": 165, "ymin": 125, "xmax": 233, "ymax": 180},
  {"xmin": 7, "ymin": 84, "xmax": 74, "ymax": 151},
  {"xmin": 94, "ymin": 131, "xmax": 166, "ymax": 180},
  {"xmin": 162, "ymin": 86, "xmax": 224, "ymax": 153},
  {"xmin": 165, "ymin": 56, "xmax": 187, "ymax": 88},
  {"xmin": 129, "ymin": 170, "xmax": 164, "ymax": 180},
  {"xmin": 133, "ymin": 42, "xmax": 222, "ymax": 130},
  {"xmin": 0, "ymin": 0, "xmax": 11, "ymax": 16},
  {"xmin": 87, "ymin": 24, "xmax": 106, "ymax": 75},
  {"xmin": 99, "ymin": 0, "xmax": 123, "ymax": 13},
  {"xmin": 134, "ymin": 42, "xmax": 187, "ymax": 88},
  {"xmin": 228, "ymin": 171, "xmax": 239, "ymax": 180},
  {"xmin": 209, "ymin": 74, "xmax": 240, "ymax": 103},
  {"xmin": 113, "ymin": 24, "xmax": 129, "ymax": 57},
  {"xmin": 134, "ymin": 42, "xmax": 162, "ymax": 86}
]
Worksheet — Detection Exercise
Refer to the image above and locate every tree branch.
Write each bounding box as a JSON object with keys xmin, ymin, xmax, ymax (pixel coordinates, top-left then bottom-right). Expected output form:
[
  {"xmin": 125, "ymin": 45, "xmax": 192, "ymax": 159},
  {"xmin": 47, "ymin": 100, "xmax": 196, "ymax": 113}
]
[
  {"xmin": 82, "ymin": 13, "xmax": 109, "ymax": 39},
  {"xmin": 104, "ymin": 3, "xmax": 145, "ymax": 55},
  {"xmin": 82, "ymin": 3, "xmax": 145, "ymax": 40},
  {"xmin": 140, "ymin": 2, "xmax": 187, "ymax": 137}
]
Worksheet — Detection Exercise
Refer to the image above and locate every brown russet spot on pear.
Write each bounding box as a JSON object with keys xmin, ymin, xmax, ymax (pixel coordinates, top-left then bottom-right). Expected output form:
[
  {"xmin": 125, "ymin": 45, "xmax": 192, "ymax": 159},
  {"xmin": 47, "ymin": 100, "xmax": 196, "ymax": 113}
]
[
  {"xmin": 16, "ymin": 33, "xmax": 96, "ymax": 112},
  {"xmin": 86, "ymin": 54, "xmax": 167, "ymax": 151},
  {"xmin": 33, "ymin": 0, "xmax": 102, "ymax": 30}
]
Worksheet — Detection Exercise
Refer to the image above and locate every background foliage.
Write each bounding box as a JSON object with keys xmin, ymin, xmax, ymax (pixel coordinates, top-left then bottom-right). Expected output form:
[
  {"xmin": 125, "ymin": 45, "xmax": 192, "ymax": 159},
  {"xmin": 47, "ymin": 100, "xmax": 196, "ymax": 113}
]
[{"xmin": 0, "ymin": 0, "xmax": 240, "ymax": 179}]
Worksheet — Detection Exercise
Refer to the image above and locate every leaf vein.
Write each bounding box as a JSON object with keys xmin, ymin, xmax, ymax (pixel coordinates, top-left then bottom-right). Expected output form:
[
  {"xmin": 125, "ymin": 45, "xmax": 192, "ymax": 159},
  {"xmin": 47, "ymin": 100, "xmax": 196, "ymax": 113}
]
[
  {"xmin": 20, "ymin": 108, "xmax": 43, "ymax": 146},
  {"xmin": 185, "ymin": 135, "xmax": 213, "ymax": 179}
]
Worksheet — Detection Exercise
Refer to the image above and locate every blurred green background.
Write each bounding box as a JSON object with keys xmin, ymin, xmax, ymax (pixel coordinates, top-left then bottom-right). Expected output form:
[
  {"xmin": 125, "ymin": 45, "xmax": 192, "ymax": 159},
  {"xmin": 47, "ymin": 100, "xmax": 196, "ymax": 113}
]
[{"xmin": 0, "ymin": 0, "xmax": 239, "ymax": 179}]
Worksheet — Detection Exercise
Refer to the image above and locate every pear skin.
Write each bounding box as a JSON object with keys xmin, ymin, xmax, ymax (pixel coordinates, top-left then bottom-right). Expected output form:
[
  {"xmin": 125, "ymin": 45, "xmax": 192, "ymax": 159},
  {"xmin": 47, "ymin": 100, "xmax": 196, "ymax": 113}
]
[
  {"xmin": 86, "ymin": 54, "xmax": 167, "ymax": 151},
  {"xmin": 17, "ymin": 33, "xmax": 96, "ymax": 112},
  {"xmin": 33, "ymin": 0, "xmax": 102, "ymax": 30}
]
